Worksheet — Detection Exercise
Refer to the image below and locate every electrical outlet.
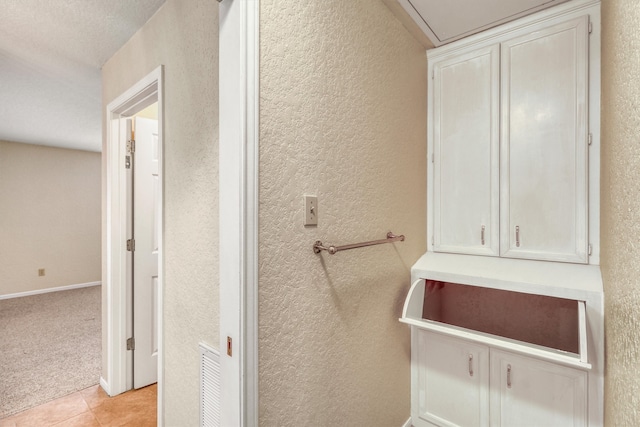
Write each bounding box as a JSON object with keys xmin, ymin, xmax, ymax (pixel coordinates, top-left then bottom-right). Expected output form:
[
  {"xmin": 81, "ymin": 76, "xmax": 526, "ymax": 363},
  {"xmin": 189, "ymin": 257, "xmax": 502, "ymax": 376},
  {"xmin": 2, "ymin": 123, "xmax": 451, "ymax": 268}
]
[
  {"xmin": 304, "ymin": 195, "xmax": 318, "ymax": 226},
  {"xmin": 38, "ymin": 268, "xmax": 45, "ymax": 276}
]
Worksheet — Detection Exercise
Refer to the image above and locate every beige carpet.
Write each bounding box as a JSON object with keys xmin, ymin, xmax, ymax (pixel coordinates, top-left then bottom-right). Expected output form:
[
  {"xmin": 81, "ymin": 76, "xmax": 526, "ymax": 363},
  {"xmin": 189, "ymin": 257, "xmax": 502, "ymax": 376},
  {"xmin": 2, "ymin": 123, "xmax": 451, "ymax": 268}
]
[{"xmin": 0, "ymin": 285, "xmax": 101, "ymax": 418}]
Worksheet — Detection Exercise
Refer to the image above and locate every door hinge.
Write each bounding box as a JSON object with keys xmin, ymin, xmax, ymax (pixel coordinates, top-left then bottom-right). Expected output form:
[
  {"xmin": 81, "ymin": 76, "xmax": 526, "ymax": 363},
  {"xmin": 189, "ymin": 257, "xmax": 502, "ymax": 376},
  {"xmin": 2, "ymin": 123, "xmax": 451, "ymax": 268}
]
[
  {"xmin": 127, "ymin": 139, "xmax": 136, "ymax": 154},
  {"xmin": 431, "ymin": 153, "xmax": 434, "ymax": 163},
  {"xmin": 432, "ymin": 69, "xmax": 435, "ymax": 80},
  {"xmin": 127, "ymin": 337, "xmax": 135, "ymax": 350},
  {"xmin": 588, "ymin": 244, "xmax": 593, "ymax": 256},
  {"xmin": 588, "ymin": 133, "xmax": 593, "ymax": 146},
  {"xmin": 125, "ymin": 155, "xmax": 131, "ymax": 169},
  {"xmin": 227, "ymin": 336, "xmax": 233, "ymax": 357},
  {"xmin": 588, "ymin": 21, "xmax": 593, "ymax": 34},
  {"xmin": 127, "ymin": 239, "xmax": 135, "ymax": 252}
]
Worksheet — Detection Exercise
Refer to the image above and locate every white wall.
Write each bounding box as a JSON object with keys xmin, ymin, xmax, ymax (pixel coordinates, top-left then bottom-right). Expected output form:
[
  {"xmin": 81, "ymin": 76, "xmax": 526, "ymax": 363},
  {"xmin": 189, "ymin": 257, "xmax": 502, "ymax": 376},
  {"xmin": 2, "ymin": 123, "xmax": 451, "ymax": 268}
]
[
  {"xmin": 601, "ymin": 0, "xmax": 640, "ymax": 424},
  {"xmin": 258, "ymin": 1, "xmax": 428, "ymax": 425},
  {"xmin": 101, "ymin": 1, "xmax": 218, "ymax": 425},
  {"xmin": 0, "ymin": 141, "xmax": 101, "ymax": 297},
  {"xmin": 103, "ymin": 1, "xmax": 427, "ymax": 425}
]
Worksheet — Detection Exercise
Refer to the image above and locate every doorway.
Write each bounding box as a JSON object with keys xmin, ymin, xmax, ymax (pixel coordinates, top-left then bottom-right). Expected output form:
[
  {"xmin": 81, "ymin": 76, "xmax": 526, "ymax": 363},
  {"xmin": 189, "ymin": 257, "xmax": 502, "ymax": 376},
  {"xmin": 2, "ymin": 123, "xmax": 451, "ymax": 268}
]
[{"xmin": 104, "ymin": 67, "xmax": 164, "ymax": 411}]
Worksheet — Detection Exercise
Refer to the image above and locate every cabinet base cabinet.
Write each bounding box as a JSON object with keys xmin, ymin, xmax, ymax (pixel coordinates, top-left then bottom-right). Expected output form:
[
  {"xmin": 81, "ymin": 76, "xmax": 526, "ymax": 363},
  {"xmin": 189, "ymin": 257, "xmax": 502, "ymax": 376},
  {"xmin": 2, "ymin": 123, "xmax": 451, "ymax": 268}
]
[
  {"xmin": 412, "ymin": 329, "xmax": 588, "ymax": 427},
  {"xmin": 490, "ymin": 349, "xmax": 587, "ymax": 427},
  {"xmin": 413, "ymin": 330, "xmax": 489, "ymax": 427}
]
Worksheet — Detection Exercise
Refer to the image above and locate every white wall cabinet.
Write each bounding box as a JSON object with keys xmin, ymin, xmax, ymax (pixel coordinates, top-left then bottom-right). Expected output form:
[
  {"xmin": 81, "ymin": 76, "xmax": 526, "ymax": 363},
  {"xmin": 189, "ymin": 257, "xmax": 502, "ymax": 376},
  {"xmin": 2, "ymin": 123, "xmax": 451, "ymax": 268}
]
[
  {"xmin": 408, "ymin": 1, "xmax": 603, "ymax": 425},
  {"xmin": 412, "ymin": 330, "xmax": 587, "ymax": 427},
  {"xmin": 429, "ymin": 7, "xmax": 591, "ymax": 264}
]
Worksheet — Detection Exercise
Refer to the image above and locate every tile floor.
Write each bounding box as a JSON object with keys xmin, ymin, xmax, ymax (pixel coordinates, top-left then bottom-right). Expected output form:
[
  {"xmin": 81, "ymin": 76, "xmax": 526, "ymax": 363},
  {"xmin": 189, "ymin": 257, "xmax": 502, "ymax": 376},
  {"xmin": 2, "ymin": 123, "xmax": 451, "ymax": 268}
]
[{"xmin": 0, "ymin": 384, "xmax": 157, "ymax": 427}]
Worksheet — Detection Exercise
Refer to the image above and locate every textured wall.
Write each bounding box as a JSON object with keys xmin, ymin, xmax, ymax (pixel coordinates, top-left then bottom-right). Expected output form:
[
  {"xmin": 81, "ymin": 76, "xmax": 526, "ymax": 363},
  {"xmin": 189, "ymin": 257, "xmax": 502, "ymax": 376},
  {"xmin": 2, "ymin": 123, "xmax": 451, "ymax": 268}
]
[
  {"xmin": 259, "ymin": 1, "xmax": 427, "ymax": 425},
  {"xmin": 0, "ymin": 141, "xmax": 101, "ymax": 296},
  {"xmin": 101, "ymin": 1, "xmax": 218, "ymax": 425},
  {"xmin": 601, "ymin": 0, "xmax": 640, "ymax": 424}
]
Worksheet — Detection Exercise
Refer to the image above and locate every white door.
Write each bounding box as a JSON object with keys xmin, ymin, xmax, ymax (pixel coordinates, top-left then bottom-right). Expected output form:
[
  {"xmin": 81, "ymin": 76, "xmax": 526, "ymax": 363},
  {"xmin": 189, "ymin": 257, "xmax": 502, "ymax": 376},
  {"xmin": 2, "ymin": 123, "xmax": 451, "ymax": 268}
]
[
  {"xmin": 132, "ymin": 117, "xmax": 160, "ymax": 388},
  {"xmin": 500, "ymin": 15, "xmax": 589, "ymax": 263},
  {"xmin": 433, "ymin": 44, "xmax": 500, "ymax": 256},
  {"xmin": 490, "ymin": 349, "xmax": 587, "ymax": 427},
  {"xmin": 414, "ymin": 330, "xmax": 489, "ymax": 427}
]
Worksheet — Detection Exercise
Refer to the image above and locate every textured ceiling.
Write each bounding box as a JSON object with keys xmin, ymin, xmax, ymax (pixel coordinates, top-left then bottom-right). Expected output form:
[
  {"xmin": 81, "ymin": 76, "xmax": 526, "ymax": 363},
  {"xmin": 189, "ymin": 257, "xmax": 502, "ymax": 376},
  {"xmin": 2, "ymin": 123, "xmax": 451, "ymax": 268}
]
[{"xmin": 0, "ymin": 0, "xmax": 166, "ymax": 152}]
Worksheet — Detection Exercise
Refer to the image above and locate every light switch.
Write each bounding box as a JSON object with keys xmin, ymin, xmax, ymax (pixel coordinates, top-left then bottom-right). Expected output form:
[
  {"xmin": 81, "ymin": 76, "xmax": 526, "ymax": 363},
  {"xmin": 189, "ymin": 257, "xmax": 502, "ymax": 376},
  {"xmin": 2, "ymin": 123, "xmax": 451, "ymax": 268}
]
[{"xmin": 304, "ymin": 195, "xmax": 318, "ymax": 226}]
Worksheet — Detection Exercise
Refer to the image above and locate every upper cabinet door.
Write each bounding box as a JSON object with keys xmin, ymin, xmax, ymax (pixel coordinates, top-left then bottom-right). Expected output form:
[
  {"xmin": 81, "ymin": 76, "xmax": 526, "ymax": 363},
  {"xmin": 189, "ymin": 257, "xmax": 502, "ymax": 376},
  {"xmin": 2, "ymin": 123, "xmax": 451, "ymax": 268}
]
[
  {"xmin": 500, "ymin": 16, "xmax": 589, "ymax": 263},
  {"xmin": 433, "ymin": 44, "xmax": 500, "ymax": 256}
]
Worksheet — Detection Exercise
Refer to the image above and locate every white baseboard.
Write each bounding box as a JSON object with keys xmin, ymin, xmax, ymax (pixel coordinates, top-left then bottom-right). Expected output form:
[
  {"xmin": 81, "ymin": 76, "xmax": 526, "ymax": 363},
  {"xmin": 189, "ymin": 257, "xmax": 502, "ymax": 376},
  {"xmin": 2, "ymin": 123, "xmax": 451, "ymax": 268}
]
[
  {"xmin": 0, "ymin": 281, "xmax": 101, "ymax": 300},
  {"xmin": 402, "ymin": 417, "xmax": 413, "ymax": 427},
  {"xmin": 100, "ymin": 376, "xmax": 110, "ymax": 396}
]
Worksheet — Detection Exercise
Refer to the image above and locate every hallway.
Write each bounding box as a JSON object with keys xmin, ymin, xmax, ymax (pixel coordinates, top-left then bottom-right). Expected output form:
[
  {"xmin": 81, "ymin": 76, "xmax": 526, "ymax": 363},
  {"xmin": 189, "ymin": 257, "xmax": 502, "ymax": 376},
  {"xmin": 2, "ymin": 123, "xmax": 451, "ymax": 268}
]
[{"xmin": 0, "ymin": 384, "xmax": 157, "ymax": 427}]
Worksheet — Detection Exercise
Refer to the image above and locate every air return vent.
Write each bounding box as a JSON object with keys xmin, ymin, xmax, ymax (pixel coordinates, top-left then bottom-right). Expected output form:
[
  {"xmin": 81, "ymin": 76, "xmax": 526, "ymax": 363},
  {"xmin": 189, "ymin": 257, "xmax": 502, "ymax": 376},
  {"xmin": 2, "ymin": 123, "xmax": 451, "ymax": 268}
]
[{"xmin": 199, "ymin": 343, "xmax": 220, "ymax": 427}]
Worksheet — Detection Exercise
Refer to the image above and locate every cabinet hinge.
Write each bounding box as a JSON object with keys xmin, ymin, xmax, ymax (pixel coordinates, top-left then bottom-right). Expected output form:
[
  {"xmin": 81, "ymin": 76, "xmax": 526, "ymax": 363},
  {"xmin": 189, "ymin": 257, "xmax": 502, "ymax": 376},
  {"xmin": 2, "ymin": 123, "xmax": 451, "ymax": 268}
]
[
  {"xmin": 127, "ymin": 239, "xmax": 135, "ymax": 252},
  {"xmin": 127, "ymin": 139, "xmax": 136, "ymax": 154},
  {"xmin": 588, "ymin": 21, "xmax": 593, "ymax": 34},
  {"xmin": 588, "ymin": 133, "xmax": 593, "ymax": 146},
  {"xmin": 588, "ymin": 244, "xmax": 592, "ymax": 256},
  {"xmin": 125, "ymin": 155, "xmax": 131, "ymax": 169},
  {"xmin": 432, "ymin": 69, "xmax": 435, "ymax": 80},
  {"xmin": 127, "ymin": 337, "xmax": 135, "ymax": 350}
]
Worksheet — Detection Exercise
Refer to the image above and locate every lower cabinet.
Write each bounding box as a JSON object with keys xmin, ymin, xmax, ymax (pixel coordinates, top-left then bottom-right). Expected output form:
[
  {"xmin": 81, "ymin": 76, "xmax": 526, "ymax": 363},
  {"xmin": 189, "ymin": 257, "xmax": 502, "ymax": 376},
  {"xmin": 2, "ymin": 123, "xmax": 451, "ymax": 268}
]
[
  {"xmin": 490, "ymin": 349, "xmax": 587, "ymax": 427},
  {"xmin": 416, "ymin": 331, "xmax": 490, "ymax": 427},
  {"xmin": 412, "ymin": 330, "xmax": 587, "ymax": 427}
]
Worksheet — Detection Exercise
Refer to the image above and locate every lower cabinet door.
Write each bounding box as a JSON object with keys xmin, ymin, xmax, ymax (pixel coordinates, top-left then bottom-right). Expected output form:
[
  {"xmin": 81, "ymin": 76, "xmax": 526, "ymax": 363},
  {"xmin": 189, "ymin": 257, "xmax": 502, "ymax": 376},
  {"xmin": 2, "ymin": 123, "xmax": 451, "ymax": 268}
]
[
  {"xmin": 414, "ymin": 330, "xmax": 489, "ymax": 427},
  {"xmin": 489, "ymin": 349, "xmax": 587, "ymax": 427}
]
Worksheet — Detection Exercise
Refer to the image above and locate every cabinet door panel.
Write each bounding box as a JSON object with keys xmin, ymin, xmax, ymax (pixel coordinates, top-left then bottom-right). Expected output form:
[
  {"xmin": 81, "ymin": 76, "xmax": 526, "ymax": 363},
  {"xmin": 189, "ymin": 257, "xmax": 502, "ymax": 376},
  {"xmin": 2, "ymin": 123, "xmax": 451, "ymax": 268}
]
[
  {"xmin": 433, "ymin": 44, "xmax": 500, "ymax": 256},
  {"xmin": 500, "ymin": 16, "xmax": 589, "ymax": 263},
  {"xmin": 415, "ymin": 330, "xmax": 489, "ymax": 427},
  {"xmin": 490, "ymin": 349, "xmax": 587, "ymax": 427}
]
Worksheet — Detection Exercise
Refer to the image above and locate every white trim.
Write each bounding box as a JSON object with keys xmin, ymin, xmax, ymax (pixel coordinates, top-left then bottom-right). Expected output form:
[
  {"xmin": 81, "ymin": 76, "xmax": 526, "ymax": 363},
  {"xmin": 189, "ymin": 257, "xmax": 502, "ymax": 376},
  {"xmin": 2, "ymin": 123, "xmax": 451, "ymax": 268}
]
[
  {"xmin": 402, "ymin": 418, "xmax": 413, "ymax": 427},
  {"xmin": 219, "ymin": 0, "xmax": 259, "ymax": 425},
  {"xmin": 245, "ymin": 1, "xmax": 259, "ymax": 423},
  {"xmin": 100, "ymin": 376, "xmax": 110, "ymax": 396},
  {"xmin": 105, "ymin": 66, "xmax": 164, "ymax": 426},
  {"xmin": 0, "ymin": 281, "xmax": 101, "ymax": 300},
  {"xmin": 396, "ymin": 0, "xmax": 574, "ymax": 47}
]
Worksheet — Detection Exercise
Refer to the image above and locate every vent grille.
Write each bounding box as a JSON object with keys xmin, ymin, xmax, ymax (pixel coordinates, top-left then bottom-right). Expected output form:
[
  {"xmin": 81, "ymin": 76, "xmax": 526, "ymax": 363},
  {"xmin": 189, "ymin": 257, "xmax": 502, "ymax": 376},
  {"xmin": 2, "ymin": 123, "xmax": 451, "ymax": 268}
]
[{"xmin": 199, "ymin": 343, "xmax": 221, "ymax": 427}]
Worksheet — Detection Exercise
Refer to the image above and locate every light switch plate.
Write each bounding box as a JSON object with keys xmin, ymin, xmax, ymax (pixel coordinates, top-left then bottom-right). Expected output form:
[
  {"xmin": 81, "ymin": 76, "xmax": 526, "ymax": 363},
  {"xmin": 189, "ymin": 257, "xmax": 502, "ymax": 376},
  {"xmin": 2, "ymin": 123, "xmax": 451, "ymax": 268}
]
[{"xmin": 304, "ymin": 195, "xmax": 318, "ymax": 226}]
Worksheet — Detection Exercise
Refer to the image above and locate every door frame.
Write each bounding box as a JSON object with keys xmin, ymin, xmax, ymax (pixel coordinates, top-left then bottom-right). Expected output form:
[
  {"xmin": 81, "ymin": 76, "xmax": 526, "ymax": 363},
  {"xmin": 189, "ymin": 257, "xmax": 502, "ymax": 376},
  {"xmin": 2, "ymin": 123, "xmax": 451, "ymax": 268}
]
[
  {"xmin": 104, "ymin": 66, "xmax": 164, "ymax": 420},
  {"xmin": 219, "ymin": 1, "xmax": 259, "ymax": 425}
]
